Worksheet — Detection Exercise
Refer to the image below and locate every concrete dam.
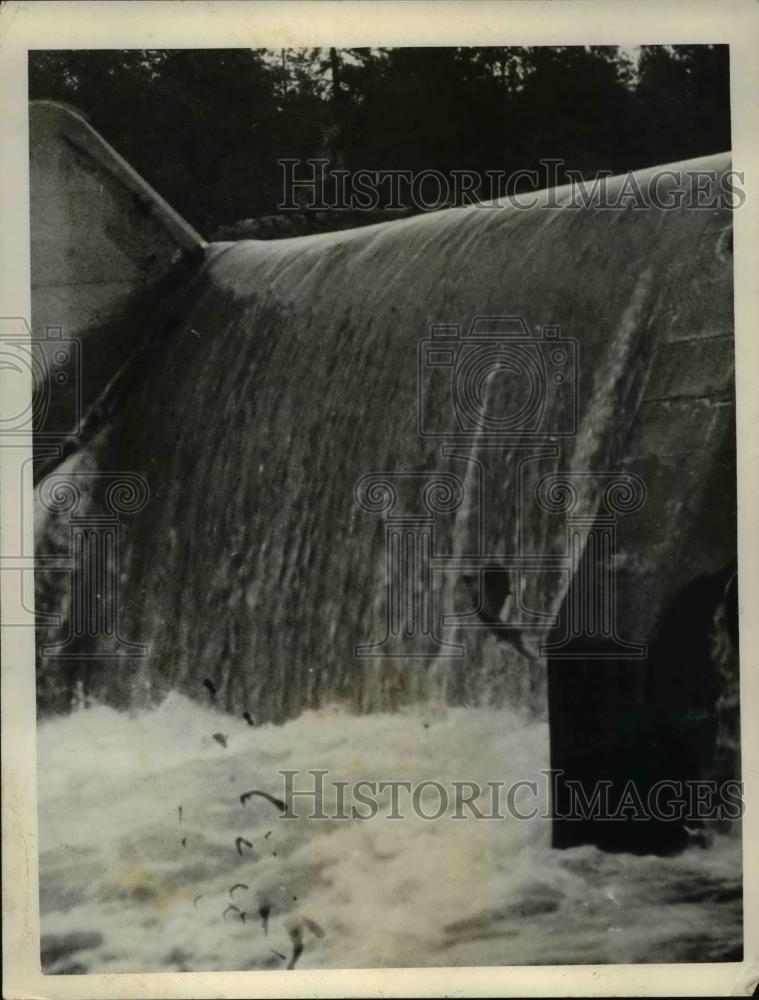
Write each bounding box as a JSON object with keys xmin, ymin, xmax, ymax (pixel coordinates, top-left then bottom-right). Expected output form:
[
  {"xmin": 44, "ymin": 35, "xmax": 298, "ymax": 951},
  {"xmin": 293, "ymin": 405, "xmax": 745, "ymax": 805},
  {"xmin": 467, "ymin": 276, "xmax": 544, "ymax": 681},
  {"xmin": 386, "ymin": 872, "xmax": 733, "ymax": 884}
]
[{"xmin": 31, "ymin": 101, "xmax": 738, "ymax": 853}]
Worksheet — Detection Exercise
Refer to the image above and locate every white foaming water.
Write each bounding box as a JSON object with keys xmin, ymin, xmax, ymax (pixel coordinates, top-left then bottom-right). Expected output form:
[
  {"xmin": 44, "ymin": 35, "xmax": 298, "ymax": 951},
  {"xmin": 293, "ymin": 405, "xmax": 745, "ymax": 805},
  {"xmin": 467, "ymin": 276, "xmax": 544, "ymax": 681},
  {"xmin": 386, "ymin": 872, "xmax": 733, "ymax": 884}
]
[{"xmin": 38, "ymin": 694, "xmax": 741, "ymax": 972}]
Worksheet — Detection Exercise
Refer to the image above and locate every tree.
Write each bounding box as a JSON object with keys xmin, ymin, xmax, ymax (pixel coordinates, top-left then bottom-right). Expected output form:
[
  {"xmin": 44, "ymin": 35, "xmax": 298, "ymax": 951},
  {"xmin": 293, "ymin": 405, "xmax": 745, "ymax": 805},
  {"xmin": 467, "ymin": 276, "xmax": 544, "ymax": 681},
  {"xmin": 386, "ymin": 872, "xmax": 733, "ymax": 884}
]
[
  {"xmin": 634, "ymin": 45, "xmax": 731, "ymax": 167},
  {"xmin": 29, "ymin": 45, "xmax": 731, "ymax": 233}
]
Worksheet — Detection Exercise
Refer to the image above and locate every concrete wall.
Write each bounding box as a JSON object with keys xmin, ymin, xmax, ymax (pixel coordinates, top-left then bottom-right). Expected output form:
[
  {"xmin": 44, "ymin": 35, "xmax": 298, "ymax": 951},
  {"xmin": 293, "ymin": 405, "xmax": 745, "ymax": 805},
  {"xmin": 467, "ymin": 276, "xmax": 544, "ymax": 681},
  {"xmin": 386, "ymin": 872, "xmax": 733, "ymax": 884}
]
[
  {"xmin": 29, "ymin": 101, "xmax": 204, "ymax": 445},
  {"xmin": 30, "ymin": 107, "xmax": 738, "ymax": 851}
]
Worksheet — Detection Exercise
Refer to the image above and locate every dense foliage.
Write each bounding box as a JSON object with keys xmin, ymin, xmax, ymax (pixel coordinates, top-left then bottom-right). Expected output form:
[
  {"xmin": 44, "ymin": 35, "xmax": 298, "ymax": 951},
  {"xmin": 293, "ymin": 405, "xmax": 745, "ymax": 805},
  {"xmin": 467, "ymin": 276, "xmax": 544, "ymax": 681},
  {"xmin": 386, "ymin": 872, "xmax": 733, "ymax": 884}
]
[{"xmin": 30, "ymin": 46, "xmax": 731, "ymax": 237}]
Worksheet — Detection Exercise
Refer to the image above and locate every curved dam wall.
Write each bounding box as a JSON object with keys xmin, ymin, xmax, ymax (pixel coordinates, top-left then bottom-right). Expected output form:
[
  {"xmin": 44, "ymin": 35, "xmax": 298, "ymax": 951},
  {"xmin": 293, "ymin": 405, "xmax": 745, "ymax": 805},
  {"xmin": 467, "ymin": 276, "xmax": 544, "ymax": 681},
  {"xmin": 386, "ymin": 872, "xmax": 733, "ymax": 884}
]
[{"xmin": 34, "ymin": 133, "xmax": 736, "ymax": 764}]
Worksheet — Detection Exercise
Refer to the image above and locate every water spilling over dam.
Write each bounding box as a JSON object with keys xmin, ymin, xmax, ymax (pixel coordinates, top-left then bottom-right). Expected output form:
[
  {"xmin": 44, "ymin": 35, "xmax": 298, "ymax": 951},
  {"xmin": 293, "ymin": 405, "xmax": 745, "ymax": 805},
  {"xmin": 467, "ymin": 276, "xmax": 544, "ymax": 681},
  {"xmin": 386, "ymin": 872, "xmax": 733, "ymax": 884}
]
[{"xmin": 30, "ymin": 103, "xmax": 738, "ymax": 859}]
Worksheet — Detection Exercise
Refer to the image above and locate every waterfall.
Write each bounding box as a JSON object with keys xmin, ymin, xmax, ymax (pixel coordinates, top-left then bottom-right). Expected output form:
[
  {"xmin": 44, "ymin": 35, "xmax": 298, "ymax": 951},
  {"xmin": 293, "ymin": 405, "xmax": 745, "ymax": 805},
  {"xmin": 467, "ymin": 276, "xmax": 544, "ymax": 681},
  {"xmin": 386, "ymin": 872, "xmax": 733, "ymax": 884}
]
[{"xmin": 35, "ymin": 155, "xmax": 735, "ymax": 737}]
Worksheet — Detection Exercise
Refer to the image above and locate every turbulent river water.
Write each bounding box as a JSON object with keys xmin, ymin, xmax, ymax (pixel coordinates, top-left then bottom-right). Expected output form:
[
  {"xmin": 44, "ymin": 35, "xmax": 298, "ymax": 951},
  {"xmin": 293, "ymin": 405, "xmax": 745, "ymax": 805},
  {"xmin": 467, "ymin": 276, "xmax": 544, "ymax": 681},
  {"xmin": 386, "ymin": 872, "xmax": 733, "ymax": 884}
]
[{"xmin": 38, "ymin": 694, "xmax": 742, "ymax": 973}]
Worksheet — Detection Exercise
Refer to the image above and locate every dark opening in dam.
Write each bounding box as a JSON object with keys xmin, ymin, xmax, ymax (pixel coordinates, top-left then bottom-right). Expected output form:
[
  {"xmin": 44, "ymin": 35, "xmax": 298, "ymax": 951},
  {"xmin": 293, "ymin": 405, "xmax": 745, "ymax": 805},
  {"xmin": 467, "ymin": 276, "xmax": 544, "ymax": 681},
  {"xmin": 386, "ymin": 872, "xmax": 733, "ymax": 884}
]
[
  {"xmin": 30, "ymin": 101, "xmax": 740, "ymax": 866},
  {"xmin": 549, "ymin": 561, "xmax": 740, "ymax": 855}
]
